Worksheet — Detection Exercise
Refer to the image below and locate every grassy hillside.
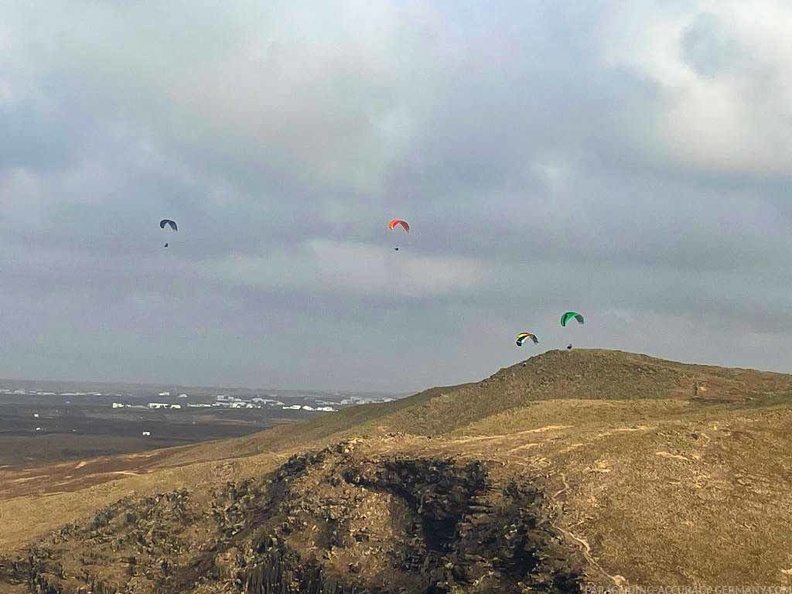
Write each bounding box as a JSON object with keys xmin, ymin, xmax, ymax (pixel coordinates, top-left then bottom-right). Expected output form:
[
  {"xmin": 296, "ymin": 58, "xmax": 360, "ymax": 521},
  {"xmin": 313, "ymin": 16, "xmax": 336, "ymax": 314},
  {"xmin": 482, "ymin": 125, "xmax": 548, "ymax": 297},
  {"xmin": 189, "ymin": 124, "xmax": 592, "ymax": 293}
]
[
  {"xmin": 287, "ymin": 348, "xmax": 792, "ymax": 437},
  {"xmin": 1, "ymin": 349, "xmax": 791, "ymax": 590}
]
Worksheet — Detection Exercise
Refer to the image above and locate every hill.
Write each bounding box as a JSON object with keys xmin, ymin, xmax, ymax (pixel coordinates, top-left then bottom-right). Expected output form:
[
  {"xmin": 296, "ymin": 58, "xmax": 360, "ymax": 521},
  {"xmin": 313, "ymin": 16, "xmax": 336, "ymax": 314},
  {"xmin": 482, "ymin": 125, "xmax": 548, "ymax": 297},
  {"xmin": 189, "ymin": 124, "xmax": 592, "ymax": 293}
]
[{"xmin": 1, "ymin": 349, "xmax": 791, "ymax": 591}]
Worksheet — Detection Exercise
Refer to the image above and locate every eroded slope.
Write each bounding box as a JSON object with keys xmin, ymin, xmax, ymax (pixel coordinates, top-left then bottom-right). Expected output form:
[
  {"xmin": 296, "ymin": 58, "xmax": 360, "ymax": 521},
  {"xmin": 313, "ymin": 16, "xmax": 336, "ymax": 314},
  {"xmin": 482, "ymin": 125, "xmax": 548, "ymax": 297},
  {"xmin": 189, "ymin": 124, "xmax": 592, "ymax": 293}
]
[{"xmin": 0, "ymin": 442, "xmax": 587, "ymax": 593}]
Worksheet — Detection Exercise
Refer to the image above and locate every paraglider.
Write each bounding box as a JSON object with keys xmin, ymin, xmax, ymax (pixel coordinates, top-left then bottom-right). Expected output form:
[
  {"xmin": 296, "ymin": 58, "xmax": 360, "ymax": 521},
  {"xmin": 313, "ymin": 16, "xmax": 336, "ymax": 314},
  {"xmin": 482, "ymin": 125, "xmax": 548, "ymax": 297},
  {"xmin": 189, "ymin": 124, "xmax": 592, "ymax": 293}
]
[
  {"xmin": 560, "ymin": 311, "xmax": 584, "ymax": 327},
  {"xmin": 516, "ymin": 332, "xmax": 539, "ymax": 346},
  {"xmin": 388, "ymin": 219, "xmax": 410, "ymax": 232},
  {"xmin": 159, "ymin": 219, "xmax": 177, "ymax": 248},
  {"xmin": 389, "ymin": 219, "xmax": 409, "ymax": 251}
]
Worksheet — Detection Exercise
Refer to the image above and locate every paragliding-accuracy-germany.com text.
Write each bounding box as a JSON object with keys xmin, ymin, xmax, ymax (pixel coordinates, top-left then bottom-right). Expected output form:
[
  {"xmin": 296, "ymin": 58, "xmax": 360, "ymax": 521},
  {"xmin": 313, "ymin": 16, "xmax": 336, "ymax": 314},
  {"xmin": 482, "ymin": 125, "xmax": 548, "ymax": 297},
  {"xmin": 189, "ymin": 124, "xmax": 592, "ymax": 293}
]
[{"xmin": 583, "ymin": 587, "xmax": 790, "ymax": 594}]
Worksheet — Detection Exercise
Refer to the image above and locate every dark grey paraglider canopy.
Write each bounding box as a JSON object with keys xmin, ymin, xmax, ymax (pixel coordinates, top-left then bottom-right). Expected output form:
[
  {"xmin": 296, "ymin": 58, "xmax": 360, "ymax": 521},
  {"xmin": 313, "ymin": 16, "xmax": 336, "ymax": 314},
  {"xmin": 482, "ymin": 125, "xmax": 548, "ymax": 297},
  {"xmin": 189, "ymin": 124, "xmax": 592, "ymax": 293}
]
[{"xmin": 159, "ymin": 219, "xmax": 178, "ymax": 231}]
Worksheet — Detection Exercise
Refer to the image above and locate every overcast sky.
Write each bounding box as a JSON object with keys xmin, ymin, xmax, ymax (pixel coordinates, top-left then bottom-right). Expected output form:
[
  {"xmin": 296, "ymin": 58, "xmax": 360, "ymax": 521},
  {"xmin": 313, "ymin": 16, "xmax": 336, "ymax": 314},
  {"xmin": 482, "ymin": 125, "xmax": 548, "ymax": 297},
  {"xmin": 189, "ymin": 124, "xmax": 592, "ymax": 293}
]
[{"xmin": 1, "ymin": 0, "xmax": 791, "ymax": 392}]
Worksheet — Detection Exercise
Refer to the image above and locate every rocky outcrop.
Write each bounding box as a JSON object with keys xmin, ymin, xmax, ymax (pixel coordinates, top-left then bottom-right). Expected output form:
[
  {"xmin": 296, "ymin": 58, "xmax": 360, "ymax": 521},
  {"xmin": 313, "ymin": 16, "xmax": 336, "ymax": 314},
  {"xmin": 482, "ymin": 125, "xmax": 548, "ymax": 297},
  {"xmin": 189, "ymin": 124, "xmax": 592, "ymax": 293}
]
[{"xmin": 0, "ymin": 442, "xmax": 586, "ymax": 593}]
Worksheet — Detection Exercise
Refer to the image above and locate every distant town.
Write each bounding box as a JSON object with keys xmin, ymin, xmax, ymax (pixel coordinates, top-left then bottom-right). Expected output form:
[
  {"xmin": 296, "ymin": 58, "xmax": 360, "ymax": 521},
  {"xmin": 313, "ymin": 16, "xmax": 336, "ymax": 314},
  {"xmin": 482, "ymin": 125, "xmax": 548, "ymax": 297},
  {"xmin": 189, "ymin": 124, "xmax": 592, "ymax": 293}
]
[
  {"xmin": 0, "ymin": 383, "xmax": 402, "ymax": 414},
  {"xmin": 111, "ymin": 391, "xmax": 396, "ymax": 412},
  {"xmin": 0, "ymin": 380, "xmax": 406, "ymax": 455}
]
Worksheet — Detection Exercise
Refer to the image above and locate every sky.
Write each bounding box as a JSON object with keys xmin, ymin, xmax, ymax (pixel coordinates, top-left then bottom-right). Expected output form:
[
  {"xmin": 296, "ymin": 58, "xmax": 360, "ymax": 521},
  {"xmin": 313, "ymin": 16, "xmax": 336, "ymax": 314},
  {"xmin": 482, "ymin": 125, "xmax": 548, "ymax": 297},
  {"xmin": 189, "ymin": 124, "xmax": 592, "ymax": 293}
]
[{"xmin": 1, "ymin": 0, "xmax": 791, "ymax": 392}]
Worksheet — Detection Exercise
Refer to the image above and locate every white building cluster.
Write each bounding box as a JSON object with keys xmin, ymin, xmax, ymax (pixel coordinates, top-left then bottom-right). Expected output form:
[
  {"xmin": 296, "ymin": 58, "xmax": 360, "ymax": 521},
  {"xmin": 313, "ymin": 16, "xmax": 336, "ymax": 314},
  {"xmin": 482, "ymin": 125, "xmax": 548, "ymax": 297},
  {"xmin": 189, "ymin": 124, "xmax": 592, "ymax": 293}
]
[{"xmin": 109, "ymin": 394, "xmax": 340, "ymax": 413}]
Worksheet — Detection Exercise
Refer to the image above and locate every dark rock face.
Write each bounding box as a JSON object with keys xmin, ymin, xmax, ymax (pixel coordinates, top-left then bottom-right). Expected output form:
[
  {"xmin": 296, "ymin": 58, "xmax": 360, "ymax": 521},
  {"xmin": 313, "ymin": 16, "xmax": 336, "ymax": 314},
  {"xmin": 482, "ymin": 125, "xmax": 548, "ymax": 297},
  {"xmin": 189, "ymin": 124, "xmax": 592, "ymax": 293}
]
[
  {"xmin": 342, "ymin": 458, "xmax": 488, "ymax": 553},
  {"xmin": 0, "ymin": 443, "xmax": 586, "ymax": 593}
]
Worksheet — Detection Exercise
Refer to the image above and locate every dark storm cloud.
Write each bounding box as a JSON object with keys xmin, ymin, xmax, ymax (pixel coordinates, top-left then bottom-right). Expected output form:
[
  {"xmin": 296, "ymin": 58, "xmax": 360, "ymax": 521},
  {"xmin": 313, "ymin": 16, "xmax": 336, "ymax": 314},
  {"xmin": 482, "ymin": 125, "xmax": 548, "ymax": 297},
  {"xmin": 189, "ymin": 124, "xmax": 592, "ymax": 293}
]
[{"xmin": 0, "ymin": 0, "xmax": 791, "ymax": 391}]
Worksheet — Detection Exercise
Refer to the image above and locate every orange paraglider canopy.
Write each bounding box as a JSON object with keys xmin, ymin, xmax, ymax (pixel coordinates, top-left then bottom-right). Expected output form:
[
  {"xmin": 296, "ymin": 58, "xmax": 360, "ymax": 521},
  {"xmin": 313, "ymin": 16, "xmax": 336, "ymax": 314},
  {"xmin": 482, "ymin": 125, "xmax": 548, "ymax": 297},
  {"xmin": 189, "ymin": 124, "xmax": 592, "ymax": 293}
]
[{"xmin": 388, "ymin": 219, "xmax": 410, "ymax": 232}]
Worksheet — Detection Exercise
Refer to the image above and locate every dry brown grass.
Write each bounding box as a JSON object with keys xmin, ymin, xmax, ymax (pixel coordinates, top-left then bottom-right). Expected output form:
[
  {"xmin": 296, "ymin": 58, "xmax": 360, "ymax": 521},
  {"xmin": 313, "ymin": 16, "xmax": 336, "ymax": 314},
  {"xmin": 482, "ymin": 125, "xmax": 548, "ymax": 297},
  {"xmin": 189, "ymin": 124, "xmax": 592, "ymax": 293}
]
[{"xmin": 2, "ymin": 349, "xmax": 792, "ymax": 586}]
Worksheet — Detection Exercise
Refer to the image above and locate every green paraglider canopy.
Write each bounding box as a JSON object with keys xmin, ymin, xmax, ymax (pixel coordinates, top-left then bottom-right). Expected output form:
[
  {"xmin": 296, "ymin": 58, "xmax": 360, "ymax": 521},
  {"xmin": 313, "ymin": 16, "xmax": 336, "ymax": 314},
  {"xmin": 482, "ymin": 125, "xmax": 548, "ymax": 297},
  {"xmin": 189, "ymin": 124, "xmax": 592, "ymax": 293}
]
[{"xmin": 560, "ymin": 312, "xmax": 584, "ymax": 327}]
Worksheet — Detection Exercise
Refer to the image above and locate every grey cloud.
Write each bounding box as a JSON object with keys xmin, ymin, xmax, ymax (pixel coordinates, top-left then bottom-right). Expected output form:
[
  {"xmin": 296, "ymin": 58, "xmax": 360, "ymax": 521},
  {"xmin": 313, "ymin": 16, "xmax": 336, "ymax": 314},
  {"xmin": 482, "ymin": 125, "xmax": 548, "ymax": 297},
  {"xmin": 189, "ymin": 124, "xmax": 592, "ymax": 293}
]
[
  {"xmin": 680, "ymin": 12, "xmax": 740, "ymax": 78},
  {"xmin": 0, "ymin": 0, "xmax": 790, "ymax": 390}
]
